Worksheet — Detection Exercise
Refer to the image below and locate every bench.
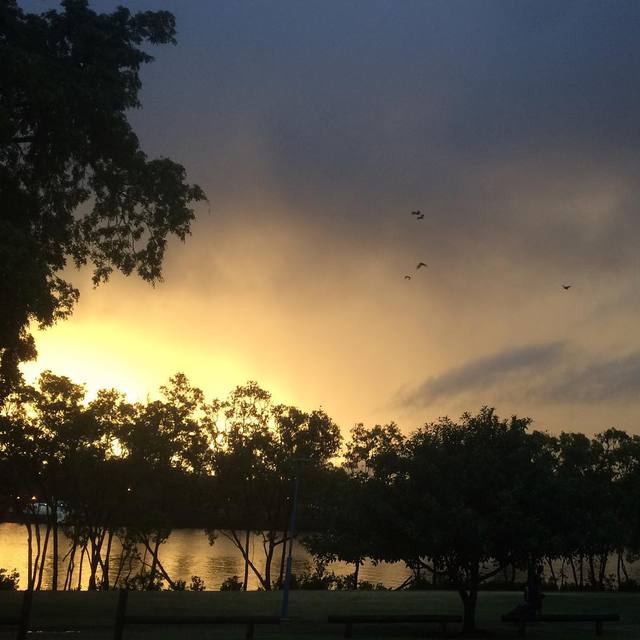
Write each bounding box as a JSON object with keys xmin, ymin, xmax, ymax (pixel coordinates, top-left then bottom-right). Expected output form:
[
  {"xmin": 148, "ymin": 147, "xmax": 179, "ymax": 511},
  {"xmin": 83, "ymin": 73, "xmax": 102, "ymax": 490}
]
[
  {"xmin": 113, "ymin": 589, "xmax": 280, "ymax": 639},
  {"xmin": 501, "ymin": 612, "xmax": 620, "ymax": 636},
  {"xmin": 328, "ymin": 614, "xmax": 463, "ymax": 638}
]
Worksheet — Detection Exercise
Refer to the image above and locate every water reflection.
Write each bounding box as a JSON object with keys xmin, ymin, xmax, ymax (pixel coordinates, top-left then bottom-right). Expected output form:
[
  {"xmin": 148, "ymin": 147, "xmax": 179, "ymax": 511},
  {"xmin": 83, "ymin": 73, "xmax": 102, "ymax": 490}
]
[{"xmin": 0, "ymin": 523, "xmax": 410, "ymax": 591}]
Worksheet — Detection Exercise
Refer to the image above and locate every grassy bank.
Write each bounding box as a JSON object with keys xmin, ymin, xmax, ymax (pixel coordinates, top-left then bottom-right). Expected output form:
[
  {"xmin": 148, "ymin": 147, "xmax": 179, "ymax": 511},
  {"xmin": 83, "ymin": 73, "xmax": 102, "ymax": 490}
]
[{"xmin": 0, "ymin": 590, "xmax": 636, "ymax": 639}]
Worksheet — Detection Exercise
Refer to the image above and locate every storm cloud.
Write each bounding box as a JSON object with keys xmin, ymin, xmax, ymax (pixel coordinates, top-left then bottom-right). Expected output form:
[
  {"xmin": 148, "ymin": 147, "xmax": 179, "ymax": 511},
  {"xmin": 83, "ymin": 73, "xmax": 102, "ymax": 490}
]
[
  {"xmin": 402, "ymin": 342, "xmax": 567, "ymax": 407},
  {"xmin": 403, "ymin": 343, "xmax": 640, "ymax": 410}
]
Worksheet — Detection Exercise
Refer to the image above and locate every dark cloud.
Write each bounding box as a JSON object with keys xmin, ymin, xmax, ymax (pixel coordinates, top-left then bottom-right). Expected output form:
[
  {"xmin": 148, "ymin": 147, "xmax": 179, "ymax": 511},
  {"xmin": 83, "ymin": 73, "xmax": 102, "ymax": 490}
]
[
  {"xmin": 402, "ymin": 341, "xmax": 566, "ymax": 407},
  {"xmin": 403, "ymin": 343, "xmax": 640, "ymax": 410},
  {"xmin": 538, "ymin": 351, "xmax": 640, "ymax": 404},
  {"xmin": 96, "ymin": 0, "xmax": 640, "ymax": 277}
]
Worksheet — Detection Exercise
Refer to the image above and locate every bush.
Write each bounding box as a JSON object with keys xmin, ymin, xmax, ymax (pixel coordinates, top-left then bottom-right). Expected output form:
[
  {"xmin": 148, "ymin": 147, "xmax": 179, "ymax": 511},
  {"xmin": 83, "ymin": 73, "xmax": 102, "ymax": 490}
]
[
  {"xmin": 618, "ymin": 579, "xmax": 640, "ymax": 592},
  {"xmin": 274, "ymin": 561, "xmax": 388, "ymax": 591},
  {"xmin": 219, "ymin": 575, "xmax": 243, "ymax": 591},
  {"xmin": 122, "ymin": 571, "xmax": 164, "ymax": 591},
  {"xmin": 0, "ymin": 569, "xmax": 19, "ymax": 591},
  {"xmin": 357, "ymin": 580, "xmax": 387, "ymax": 591},
  {"xmin": 189, "ymin": 575, "xmax": 206, "ymax": 591}
]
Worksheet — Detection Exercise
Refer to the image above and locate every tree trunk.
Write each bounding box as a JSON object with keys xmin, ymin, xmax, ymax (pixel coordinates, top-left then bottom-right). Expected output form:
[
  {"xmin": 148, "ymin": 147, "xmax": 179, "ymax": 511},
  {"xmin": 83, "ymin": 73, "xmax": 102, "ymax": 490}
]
[
  {"xmin": 51, "ymin": 510, "xmax": 58, "ymax": 591},
  {"xmin": 262, "ymin": 535, "xmax": 275, "ymax": 591},
  {"xmin": 102, "ymin": 530, "xmax": 113, "ymax": 590},
  {"xmin": 621, "ymin": 553, "xmax": 630, "ymax": 582},
  {"xmin": 353, "ymin": 558, "xmax": 361, "ymax": 590},
  {"xmin": 598, "ymin": 553, "xmax": 607, "ymax": 589},
  {"xmin": 63, "ymin": 532, "xmax": 79, "ymax": 591},
  {"xmin": 77, "ymin": 543, "xmax": 88, "ymax": 590},
  {"xmin": 242, "ymin": 529, "xmax": 250, "ymax": 591},
  {"xmin": 568, "ymin": 556, "xmax": 578, "ymax": 587},
  {"xmin": 88, "ymin": 530, "xmax": 105, "ymax": 591},
  {"xmin": 617, "ymin": 551, "xmax": 622, "ymax": 589},
  {"xmin": 459, "ymin": 562, "xmax": 479, "ymax": 634},
  {"xmin": 32, "ymin": 523, "xmax": 42, "ymax": 590},
  {"xmin": 579, "ymin": 554, "xmax": 584, "ymax": 587},
  {"xmin": 588, "ymin": 554, "xmax": 596, "ymax": 588},
  {"xmin": 35, "ymin": 523, "xmax": 51, "ymax": 590},
  {"xmin": 26, "ymin": 524, "xmax": 34, "ymax": 591},
  {"xmin": 146, "ymin": 535, "xmax": 161, "ymax": 590},
  {"xmin": 546, "ymin": 557, "xmax": 557, "ymax": 587},
  {"xmin": 459, "ymin": 588, "xmax": 478, "ymax": 634}
]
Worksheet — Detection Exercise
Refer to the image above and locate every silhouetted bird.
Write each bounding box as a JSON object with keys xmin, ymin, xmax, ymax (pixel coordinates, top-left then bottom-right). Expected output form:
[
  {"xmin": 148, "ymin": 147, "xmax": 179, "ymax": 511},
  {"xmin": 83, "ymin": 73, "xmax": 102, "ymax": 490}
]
[
  {"xmin": 416, "ymin": 262, "xmax": 427, "ymax": 269},
  {"xmin": 404, "ymin": 275, "xmax": 412, "ymax": 280},
  {"xmin": 411, "ymin": 210, "xmax": 421, "ymax": 216},
  {"xmin": 417, "ymin": 214, "xmax": 424, "ymax": 220},
  {"xmin": 562, "ymin": 285, "xmax": 572, "ymax": 290}
]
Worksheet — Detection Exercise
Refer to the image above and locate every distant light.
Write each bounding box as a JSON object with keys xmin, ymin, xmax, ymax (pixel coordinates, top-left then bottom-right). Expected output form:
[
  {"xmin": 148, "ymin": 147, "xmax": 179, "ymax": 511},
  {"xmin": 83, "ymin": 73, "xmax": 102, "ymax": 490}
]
[
  {"xmin": 127, "ymin": 487, "xmax": 132, "ymax": 492},
  {"xmin": 31, "ymin": 496, "xmax": 37, "ymax": 500}
]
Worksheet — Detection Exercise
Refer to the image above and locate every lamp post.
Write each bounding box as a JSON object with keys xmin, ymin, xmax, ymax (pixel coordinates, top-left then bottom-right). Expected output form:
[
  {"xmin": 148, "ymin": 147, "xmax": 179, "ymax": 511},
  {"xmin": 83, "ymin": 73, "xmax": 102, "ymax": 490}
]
[{"xmin": 281, "ymin": 459, "xmax": 306, "ymax": 620}]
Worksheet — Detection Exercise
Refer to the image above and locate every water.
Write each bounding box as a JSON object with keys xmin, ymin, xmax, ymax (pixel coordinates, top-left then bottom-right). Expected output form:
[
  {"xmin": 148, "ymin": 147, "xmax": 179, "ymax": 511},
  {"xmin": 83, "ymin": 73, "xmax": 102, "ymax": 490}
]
[
  {"xmin": 0, "ymin": 523, "xmax": 410, "ymax": 591},
  {"xmin": 4, "ymin": 523, "xmax": 636, "ymax": 592}
]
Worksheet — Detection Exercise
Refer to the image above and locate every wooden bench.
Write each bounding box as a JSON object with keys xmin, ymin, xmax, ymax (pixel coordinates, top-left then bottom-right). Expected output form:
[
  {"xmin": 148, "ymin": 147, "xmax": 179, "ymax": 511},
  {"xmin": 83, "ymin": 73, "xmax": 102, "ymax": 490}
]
[
  {"xmin": 113, "ymin": 589, "xmax": 280, "ymax": 639},
  {"xmin": 328, "ymin": 613, "xmax": 462, "ymax": 638},
  {"xmin": 501, "ymin": 612, "xmax": 620, "ymax": 636}
]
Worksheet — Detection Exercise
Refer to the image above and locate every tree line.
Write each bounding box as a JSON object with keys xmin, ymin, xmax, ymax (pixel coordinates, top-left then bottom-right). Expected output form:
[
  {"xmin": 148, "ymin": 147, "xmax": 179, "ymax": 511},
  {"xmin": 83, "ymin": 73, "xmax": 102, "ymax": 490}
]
[{"xmin": 1, "ymin": 372, "xmax": 640, "ymax": 632}]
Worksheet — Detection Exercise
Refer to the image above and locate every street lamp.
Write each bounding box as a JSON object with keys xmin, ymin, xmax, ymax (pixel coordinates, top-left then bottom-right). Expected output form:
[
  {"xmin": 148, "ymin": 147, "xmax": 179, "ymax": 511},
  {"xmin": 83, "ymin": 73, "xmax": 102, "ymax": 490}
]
[{"xmin": 281, "ymin": 457, "xmax": 309, "ymax": 620}]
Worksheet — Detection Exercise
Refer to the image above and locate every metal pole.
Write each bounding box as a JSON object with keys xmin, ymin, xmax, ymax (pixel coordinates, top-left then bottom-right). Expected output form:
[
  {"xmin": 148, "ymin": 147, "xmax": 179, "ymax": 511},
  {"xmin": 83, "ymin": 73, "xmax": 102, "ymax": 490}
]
[{"xmin": 280, "ymin": 473, "xmax": 299, "ymax": 620}]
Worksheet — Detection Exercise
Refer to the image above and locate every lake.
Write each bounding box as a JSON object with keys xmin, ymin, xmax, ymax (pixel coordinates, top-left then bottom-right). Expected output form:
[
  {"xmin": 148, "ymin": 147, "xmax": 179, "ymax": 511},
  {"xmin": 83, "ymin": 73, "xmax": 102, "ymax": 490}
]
[{"xmin": 0, "ymin": 523, "xmax": 410, "ymax": 591}]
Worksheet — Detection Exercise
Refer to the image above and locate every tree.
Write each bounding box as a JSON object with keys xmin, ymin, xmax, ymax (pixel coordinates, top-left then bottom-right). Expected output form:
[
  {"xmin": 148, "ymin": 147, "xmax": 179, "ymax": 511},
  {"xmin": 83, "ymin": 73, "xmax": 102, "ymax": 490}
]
[
  {"xmin": 0, "ymin": 0, "xmax": 205, "ymax": 396},
  {"xmin": 208, "ymin": 382, "xmax": 342, "ymax": 590},
  {"xmin": 403, "ymin": 408, "xmax": 554, "ymax": 633},
  {"xmin": 303, "ymin": 469, "xmax": 376, "ymax": 589},
  {"xmin": 117, "ymin": 374, "xmax": 210, "ymax": 590},
  {"xmin": 303, "ymin": 423, "xmax": 407, "ymax": 589},
  {"xmin": 554, "ymin": 429, "xmax": 637, "ymax": 590}
]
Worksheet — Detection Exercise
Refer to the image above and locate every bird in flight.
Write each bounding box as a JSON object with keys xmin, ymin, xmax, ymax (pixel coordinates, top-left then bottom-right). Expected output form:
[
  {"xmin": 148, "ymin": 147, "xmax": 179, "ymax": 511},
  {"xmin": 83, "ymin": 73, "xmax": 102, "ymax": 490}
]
[
  {"xmin": 404, "ymin": 275, "xmax": 412, "ymax": 280},
  {"xmin": 416, "ymin": 262, "xmax": 427, "ymax": 270},
  {"xmin": 562, "ymin": 285, "xmax": 572, "ymax": 290},
  {"xmin": 411, "ymin": 210, "xmax": 421, "ymax": 216},
  {"xmin": 416, "ymin": 213, "xmax": 424, "ymax": 220}
]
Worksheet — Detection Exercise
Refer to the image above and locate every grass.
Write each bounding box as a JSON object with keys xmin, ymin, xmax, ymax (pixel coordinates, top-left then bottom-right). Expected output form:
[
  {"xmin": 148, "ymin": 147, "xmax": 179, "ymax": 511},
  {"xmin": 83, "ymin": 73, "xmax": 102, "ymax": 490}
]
[{"xmin": 0, "ymin": 590, "xmax": 637, "ymax": 639}]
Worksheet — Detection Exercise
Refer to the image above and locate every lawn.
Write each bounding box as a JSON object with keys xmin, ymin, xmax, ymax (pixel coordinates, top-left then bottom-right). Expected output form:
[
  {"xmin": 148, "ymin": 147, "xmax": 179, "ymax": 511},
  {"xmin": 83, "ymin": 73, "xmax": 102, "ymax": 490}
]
[{"xmin": 0, "ymin": 590, "xmax": 637, "ymax": 639}]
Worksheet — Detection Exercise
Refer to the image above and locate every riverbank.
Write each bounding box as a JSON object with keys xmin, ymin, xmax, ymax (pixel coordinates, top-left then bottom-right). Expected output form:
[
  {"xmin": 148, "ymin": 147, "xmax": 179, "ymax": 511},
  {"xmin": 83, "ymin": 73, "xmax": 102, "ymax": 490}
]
[{"xmin": 0, "ymin": 590, "xmax": 636, "ymax": 638}]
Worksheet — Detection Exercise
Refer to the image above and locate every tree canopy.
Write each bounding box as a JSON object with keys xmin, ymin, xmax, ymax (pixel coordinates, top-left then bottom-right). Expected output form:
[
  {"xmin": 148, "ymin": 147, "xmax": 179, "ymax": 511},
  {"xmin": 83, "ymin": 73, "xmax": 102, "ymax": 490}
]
[{"xmin": 0, "ymin": 0, "xmax": 205, "ymax": 397}]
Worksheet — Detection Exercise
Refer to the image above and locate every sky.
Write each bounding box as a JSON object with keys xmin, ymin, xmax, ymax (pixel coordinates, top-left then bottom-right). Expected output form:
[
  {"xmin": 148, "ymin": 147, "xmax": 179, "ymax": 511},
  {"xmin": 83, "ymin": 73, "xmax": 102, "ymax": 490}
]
[{"xmin": 20, "ymin": 0, "xmax": 640, "ymax": 436}]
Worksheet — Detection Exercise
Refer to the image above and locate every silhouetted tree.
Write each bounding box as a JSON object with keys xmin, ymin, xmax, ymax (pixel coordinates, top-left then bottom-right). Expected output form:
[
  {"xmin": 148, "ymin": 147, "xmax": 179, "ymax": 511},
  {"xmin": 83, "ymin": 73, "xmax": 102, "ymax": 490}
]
[
  {"xmin": 303, "ymin": 424, "xmax": 408, "ymax": 589},
  {"xmin": 403, "ymin": 408, "xmax": 552, "ymax": 633},
  {"xmin": 0, "ymin": 0, "xmax": 205, "ymax": 397},
  {"xmin": 208, "ymin": 383, "xmax": 341, "ymax": 590}
]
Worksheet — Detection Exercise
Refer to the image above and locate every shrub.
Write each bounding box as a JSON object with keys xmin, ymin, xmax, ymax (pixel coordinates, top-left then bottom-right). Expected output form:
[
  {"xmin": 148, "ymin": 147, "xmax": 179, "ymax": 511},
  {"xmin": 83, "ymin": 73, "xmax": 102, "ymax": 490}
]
[
  {"xmin": 189, "ymin": 575, "xmax": 206, "ymax": 591},
  {"xmin": 122, "ymin": 571, "xmax": 164, "ymax": 591},
  {"xmin": 0, "ymin": 569, "xmax": 19, "ymax": 591},
  {"xmin": 357, "ymin": 580, "xmax": 387, "ymax": 591},
  {"xmin": 219, "ymin": 575, "xmax": 243, "ymax": 591}
]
